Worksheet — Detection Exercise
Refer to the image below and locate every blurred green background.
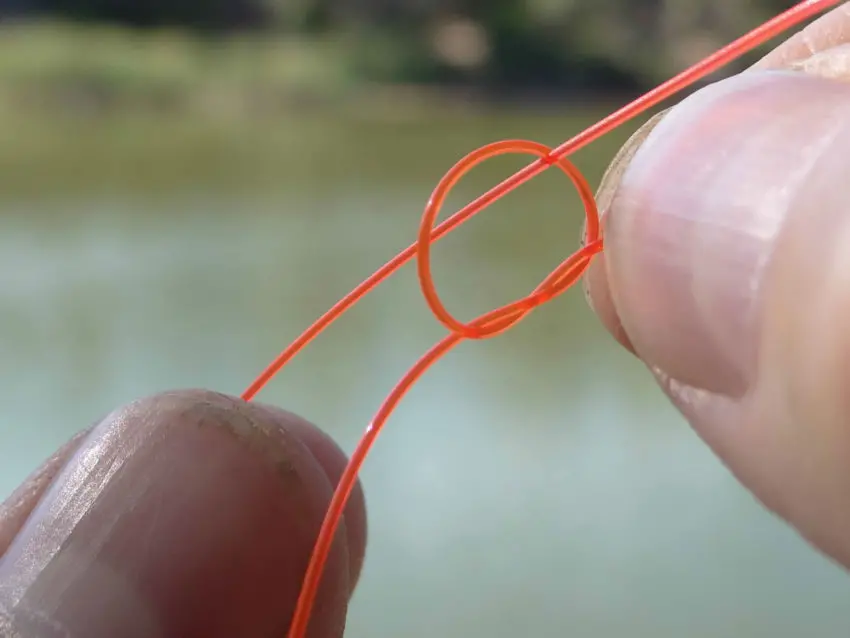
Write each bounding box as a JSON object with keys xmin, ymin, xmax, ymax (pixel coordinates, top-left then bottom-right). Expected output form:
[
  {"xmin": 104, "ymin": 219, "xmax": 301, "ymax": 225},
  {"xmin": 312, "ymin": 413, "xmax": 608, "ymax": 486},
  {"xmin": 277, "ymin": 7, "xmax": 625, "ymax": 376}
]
[{"xmin": 1, "ymin": 0, "xmax": 849, "ymax": 636}]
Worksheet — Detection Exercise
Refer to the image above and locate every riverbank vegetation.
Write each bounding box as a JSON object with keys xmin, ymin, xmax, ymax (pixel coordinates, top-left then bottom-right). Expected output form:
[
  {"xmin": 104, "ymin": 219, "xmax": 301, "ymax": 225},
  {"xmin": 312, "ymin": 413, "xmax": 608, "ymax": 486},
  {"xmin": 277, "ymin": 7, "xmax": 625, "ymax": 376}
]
[{"xmin": 0, "ymin": 0, "xmax": 801, "ymax": 117}]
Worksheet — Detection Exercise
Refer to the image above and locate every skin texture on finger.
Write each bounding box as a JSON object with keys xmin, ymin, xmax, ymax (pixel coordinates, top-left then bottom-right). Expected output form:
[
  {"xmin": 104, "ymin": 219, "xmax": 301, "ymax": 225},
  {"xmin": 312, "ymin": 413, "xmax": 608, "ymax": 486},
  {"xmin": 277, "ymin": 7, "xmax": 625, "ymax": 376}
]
[
  {"xmin": 640, "ymin": 78, "xmax": 850, "ymax": 567},
  {"xmin": 585, "ymin": 0, "xmax": 850, "ymax": 333},
  {"xmin": 0, "ymin": 390, "xmax": 366, "ymax": 638},
  {"xmin": 753, "ymin": 1, "xmax": 850, "ymax": 69},
  {"xmin": 260, "ymin": 407, "xmax": 367, "ymax": 595},
  {"xmin": 0, "ymin": 430, "xmax": 89, "ymax": 558},
  {"xmin": 582, "ymin": 9, "xmax": 850, "ymax": 571}
]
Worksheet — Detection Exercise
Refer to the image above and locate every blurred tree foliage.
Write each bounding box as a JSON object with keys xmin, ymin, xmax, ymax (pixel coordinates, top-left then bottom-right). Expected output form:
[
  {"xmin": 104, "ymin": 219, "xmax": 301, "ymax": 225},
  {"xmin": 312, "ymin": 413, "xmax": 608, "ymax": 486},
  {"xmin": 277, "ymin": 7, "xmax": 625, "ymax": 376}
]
[{"xmin": 2, "ymin": 0, "xmax": 803, "ymax": 90}]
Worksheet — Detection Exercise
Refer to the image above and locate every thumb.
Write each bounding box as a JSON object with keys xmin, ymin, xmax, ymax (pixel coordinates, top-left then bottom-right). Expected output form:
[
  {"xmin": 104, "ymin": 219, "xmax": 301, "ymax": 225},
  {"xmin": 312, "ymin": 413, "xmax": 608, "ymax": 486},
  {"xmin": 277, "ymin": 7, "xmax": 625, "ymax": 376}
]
[
  {"xmin": 586, "ymin": 60, "xmax": 850, "ymax": 568},
  {"xmin": 0, "ymin": 390, "xmax": 366, "ymax": 638}
]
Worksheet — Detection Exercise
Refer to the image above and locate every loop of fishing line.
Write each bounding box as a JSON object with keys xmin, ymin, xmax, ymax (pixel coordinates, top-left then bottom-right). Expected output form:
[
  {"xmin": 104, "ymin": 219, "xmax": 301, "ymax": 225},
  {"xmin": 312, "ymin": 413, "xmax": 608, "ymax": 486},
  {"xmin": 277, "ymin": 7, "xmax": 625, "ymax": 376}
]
[
  {"xmin": 284, "ymin": 140, "xmax": 604, "ymax": 638},
  {"xmin": 418, "ymin": 139, "xmax": 602, "ymax": 340},
  {"xmin": 228, "ymin": 2, "xmax": 841, "ymax": 636}
]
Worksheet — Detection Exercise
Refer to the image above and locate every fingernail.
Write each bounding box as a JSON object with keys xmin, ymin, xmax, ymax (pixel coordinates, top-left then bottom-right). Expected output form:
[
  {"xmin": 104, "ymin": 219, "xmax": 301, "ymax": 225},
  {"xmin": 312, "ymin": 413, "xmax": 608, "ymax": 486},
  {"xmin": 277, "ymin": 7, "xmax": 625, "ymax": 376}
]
[
  {"xmin": 601, "ymin": 52, "xmax": 850, "ymax": 396},
  {"xmin": 582, "ymin": 108, "xmax": 671, "ymax": 351},
  {"xmin": 0, "ymin": 390, "xmax": 354, "ymax": 638},
  {"xmin": 582, "ymin": 108, "xmax": 671, "ymax": 247}
]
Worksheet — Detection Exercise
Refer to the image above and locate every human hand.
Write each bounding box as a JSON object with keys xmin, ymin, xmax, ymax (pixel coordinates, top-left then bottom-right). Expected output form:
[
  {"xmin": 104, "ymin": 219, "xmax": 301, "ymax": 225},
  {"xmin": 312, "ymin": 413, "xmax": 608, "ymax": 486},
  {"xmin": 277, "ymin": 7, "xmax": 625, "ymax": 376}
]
[
  {"xmin": 0, "ymin": 390, "xmax": 367, "ymax": 637},
  {"xmin": 585, "ymin": 3, "xmax": 850, "ymax": 570}
]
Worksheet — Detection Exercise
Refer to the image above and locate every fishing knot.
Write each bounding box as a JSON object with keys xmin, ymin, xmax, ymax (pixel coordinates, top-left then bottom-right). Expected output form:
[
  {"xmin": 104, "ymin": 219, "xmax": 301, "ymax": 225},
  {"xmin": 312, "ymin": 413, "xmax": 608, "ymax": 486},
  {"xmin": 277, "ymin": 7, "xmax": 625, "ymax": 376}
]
[{"xmin": 417, "ymin": 139, "xmax": 602, "ymax": 341}]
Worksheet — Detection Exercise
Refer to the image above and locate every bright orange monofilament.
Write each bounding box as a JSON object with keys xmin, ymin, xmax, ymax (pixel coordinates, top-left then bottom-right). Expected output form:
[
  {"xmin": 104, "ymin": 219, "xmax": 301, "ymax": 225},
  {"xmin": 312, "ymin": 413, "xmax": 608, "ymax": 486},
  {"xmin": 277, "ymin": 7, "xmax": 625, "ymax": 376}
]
[{"xmin": 236, "ymin": 1, "xmax": 840, "ymax": 636}]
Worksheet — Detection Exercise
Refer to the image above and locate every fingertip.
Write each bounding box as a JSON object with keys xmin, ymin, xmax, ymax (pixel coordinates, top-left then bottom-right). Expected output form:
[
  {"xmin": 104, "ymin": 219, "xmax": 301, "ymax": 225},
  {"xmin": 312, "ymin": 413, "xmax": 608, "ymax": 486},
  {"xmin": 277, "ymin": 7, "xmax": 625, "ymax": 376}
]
[
  {"xmin": 0, "ymin": 390, "xmax": 355, "ymax": 638},
  {"xmin": 256, "ymin": 404, "xmax": 367, "ymax": 595},
  {"xmin": 583, "ymin": 109, "xmax": 669, "ymax": 357},
  {"xmin": 586, "ymin": 67, "xmax": 850, "ymax": 571}
]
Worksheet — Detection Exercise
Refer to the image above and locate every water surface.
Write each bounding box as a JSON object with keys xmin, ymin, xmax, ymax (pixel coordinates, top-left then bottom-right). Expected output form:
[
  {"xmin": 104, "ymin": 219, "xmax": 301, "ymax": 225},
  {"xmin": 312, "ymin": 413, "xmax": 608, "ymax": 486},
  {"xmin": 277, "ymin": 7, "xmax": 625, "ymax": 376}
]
[{"xmin": 0, "ymin": 109, "xmax": 847, "ymax": 637}]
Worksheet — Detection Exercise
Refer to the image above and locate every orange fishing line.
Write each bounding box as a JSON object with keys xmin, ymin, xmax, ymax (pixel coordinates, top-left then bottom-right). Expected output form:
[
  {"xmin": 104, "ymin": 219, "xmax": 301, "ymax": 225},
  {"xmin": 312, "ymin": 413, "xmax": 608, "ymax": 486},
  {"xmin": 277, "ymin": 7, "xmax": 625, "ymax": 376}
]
[{"xmin": 236, "ymin": 1, "xmax": 839, "ymax": 635}]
